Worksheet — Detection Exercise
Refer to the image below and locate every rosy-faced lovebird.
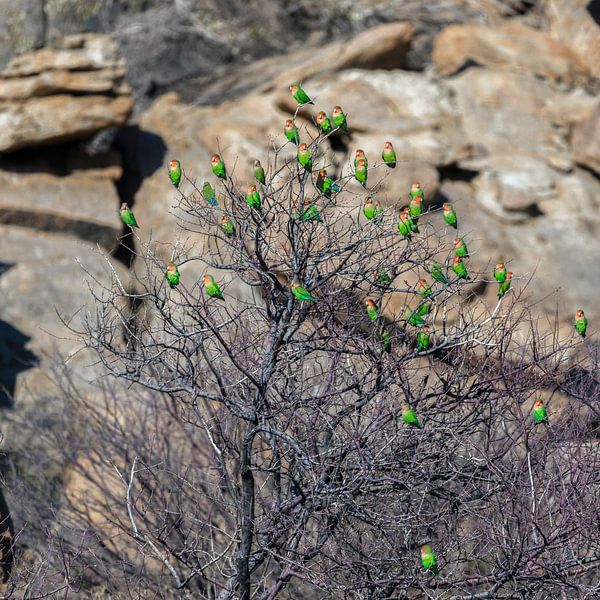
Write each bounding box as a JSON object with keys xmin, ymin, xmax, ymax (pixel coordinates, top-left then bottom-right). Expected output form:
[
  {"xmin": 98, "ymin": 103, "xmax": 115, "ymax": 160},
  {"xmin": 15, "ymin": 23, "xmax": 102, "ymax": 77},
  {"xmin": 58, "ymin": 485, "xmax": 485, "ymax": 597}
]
[
  {"xmin": 246, "ymin": 184, "xmax": 261, "ymax": 211},
  {"xmin": 363, "ymin": 196, "xmax": 383, "ymax": 223},
  {"xmin": 402, "ymin": 402, "xmax": 423, "ymax": 428},
  {"xmin": 221, "ymin": 215, "xmax": 235, "ymax": 237},
  {"xmin": 211, "ymin": 154, "xmax": 227, "ymax": 179},
  {"xmin": 398, "ymin": 211, "xmax": 412, "ymax": 239},
  {"xmin": 316, "ymin": 169, "xmax": 340, "ymax": 198},
  {"xmin": 494, "ymin": 262, "xmax": 507, "ymax": 283},
  {"xmin": 382, "ymin": 140, "xmax": 396, "ymax": 168},
  {"xmin": 120, "ymin": 202, "xmax": 138, "ymax": 228},
  {"xmin": 409, "ymin": 181, "xmax": 424, "ymax": 201},
  {"xmin": 416, "ymin": 326, "xmax": 431, "ymax": 352},
  {"xmin": 574, "ymin": 309, "xmax": 587, "ymax": 338},
  {"xmin": 291, "ymin": 281, "xmax": 316, "ymax": 302},
  {"xmin": 452, "ymin": 255, "xmax": 468, "ymax": 280},
  {"xmin": 497, "ymin": 271, "xmax": 512, "ymax": 299},
  {"xmin": 289, "ymin": 83, "xmax": 313, "ymax": 105},
  {"xmin": 355, "ymin": 158, "xmax": 368, "ymax": 187},
  {"xmin": 300, "ymin": 197, "xmax": 321, "ymax": 222},
  {"xmin": 409, "ymin": 196, "xmax": 422, "ymax": 232},
  {"xmin": 404, "ymin": 305, "xmax": 425, "ymax": 326},
  {"xmin": 417, "ymin": 279, "xmax": 432, "ymax": 299},
  {"xmin": 203, "ymin": 274, "xmax": 224, "ymax": 300},
  {"xmin": 253, "ymin": 160, "xmax": 266, "ymax": 185},
  {"xmin": 402, "ymin": 207, "xmax": 418, "ymax": 233},
  {"xmin": 284, "ymin": 118, "xmax": 300, "ymax": 145},
  {"xmin": 297, "ymin": 143, "xmax": 312, "ymax": 172},
  {"xmin": 202, "ymin": 181, "xmax": 218, "ymax": 207},
  {"xmin": 442, "ymin": 202, "xmax": 457, "ymax": 229},
  {"xmin": 354, "ymin": 149, "xmax": 368, "ymax": 170},
  {"xmin": 332, "ymin": 105, "xmax": 348, "ymax": 132},
  {"xmin": 364, "ymin": 298, "xmax": 379, "ymax": 321},
  {"xmin": 533, "ymin": 399, "xmax": 548, "ymax": 424},
  {"xmin": 165, "ymin": 262, "xmax": 180, "ymax": 289},
  {"xmin": 316, "ymin": 111, "xmax": 333, "ymax": 135},
  {"xmin": 421, "ymin": 545, "xmax": 439, "ymax": 575},
  {"xmin": 168, "ymin": 159, "xmax": 182, "ymax": 188},
  {"xmin": 453, "ymin": 237, "xmax": 469, "ymax": 258}
]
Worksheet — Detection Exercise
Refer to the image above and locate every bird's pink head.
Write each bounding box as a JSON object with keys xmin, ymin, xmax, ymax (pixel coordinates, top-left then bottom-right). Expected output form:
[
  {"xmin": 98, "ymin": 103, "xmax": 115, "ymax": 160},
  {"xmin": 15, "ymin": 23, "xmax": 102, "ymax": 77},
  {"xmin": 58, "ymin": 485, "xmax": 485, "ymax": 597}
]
[
  {"xmin": 289, "ymin": 84, "xmax": 297, "ymax": 93},
  {"xmin": 333, "ymin": 106, "xmax": 343, "ymax": 117},
  {"xmin": 365, "ymin": 196, "xmax": 373, "ymax": 205},
  {"xmin": 442, "ymin": 202, "xmax": 452, "ymax": 212},
  {"xmin": 496, "ymin": 262, "xmax": 505, "ymax": 270},
  {"xmin": 120, "ymin": 202, "xmax": 128, "ymax": 211},
  {"xmin": 211, "ymin": 154, "xmax": 221, "ymax": 165},
  {"xmin": 357, "ymin": 158, "xmax": 366, "ymax": 168},
  {"xmin": 576, "ymin": 309, "xmax": 585, "ymax": 318},
  {"xmin": 284, "ymin": 118, "xmax": 294, "ymax": 128},
  {"xmin": 534, "ymin": 399, "xmax": 544, "ymax": 409},
  {"xmin": 221, "ymin": 214, "xmax": 229, "ymax": 223},
  {"xmin": 421, "ymin": 325, "xmax": 430, "ymax": 333},
  {"xmin": 364, "ymin": 298, "xmax": 376, "ymax": 307},
  {"xmin": 247, "ymin": 183, "xmax": 256, "ymax": 193},
  {"xmin": 453, "ymin": 238, "xmax": 461, "ymax": 246},
  {"xmin": 453, "ymin": 255, "xmax": 462, "ymax": 265},
  {"xmin": 167, "ymin": 262, "xmax": 177, "ymax": 272},
  {"xmin": 203, "ymin": 274, "xmax": 212, "ymax": 285},
  {"xmin": 420, "ymin": 546, "xmax": 429, "ymax": 556},
  {"xmin": 384, "ymin": 141, "xmax": 393, "ymax": 150},
  {"xmin": 299, "ymin": 143, "xmax": 308, "ymax": 151},
  {"xmin": 401, "ymin": 401, "xmax": 411, "ymax": 412},
  {"xmin": 506, "ymin": 272, "xmax": 513, "ymax": 280},
  {"xmin": 253, "ymin": 159, "xmax": 261, "ymax": 168},
  {"xmin": 316, "ymin": 111, "xmax": 327, "ymax": 123},
  {"xmin": 356, "ymin": 149, "xmax": 365, "ymax": 158},
  {"xmin": 302, "ymin": 197, "xmax": 313, "ymax": 205},
  {"xmin": 418, "ymin": 279, "xmax": 427, "ymax": 288},
  {"xmin": 169, "ymin": 159, "xmax": 179, "ymax": 170},
  {"xmin": 411, "ymin": 182, "xmax": 421, "ymax": 190},
  {"xmin": 319, "ymin": 169, "xmax": 327, "ymax": 177}
]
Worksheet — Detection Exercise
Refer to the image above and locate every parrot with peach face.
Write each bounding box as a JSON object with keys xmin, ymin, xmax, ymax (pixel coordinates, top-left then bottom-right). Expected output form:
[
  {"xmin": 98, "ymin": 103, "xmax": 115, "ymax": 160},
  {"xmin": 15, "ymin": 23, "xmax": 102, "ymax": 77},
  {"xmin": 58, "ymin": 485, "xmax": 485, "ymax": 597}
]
[
  {"xmin": 382, "ymin": 141, "xmax": 396, "ymax": 168},
  {"xmin": 354, "ymin": 149, "xmax": 368, "ymax": 170},
  {"xmin": 421, "ymin": 545, "xmax": 438, "ymax": 575},
  {"xmin": 402, "ymin": 402, "xmax": 423, "ymax": 428},
  {"xmin": 533, "ymin": 399, "xmax": 548, "ymax": 424},
  {"xmin": 494, "ymin": 262, "xmax": 507, "ymax": 283},
  {"xmin": 284, "ymin": 119, "xmax": 300, "ymax": 145},
  {"xmin": 253, "ymin": 160, "xmax": 265, "ymax": 185},
  {"xmin": 403, "ymin": 207, "xmax": 418, "ymax": 233},
  {"xmin": 363, "ymin": 197, "xmax": 382, "ymax": 222},
  {"xmin": 316, "ymin": 169, "xmax": 340, "ymax": 198},
  {"xmin": 443, "ymin": 202, "xmax": 457, "ymax": 229},
  {"xmin": 221, "ymin": 215, "xmax": 235, "ymax": 237},
  {"xmin": 211, "ymin": 154, "xmax": 227, "ymax": 179},
  {"xmin": 297, "ymin": 143, "xmax": 312, "ymax": 172},
  {"xmin": 316, "ymin": 111, "xmax": 333, "ymax": 134},
  {"xmin": 497, "ymin": 271, "xmax": 513, "ymax": 298},
  {"xmin": 332, "ymin": 105, "xmax": 348, "ymax": 132},
  {"xmin": 417, "ymin": 279, "xmax": 432, "ymax": 299},
  {"xmin": 289, "ymin": 83, "xmax": 313, "ymax": 105},
  {"xmin": 120, "ymin": 202, "xmax": 138, "ymax": 228},
  {"xmin": 203, "ymin": 274, "xmax": 224, "ymax": 300},
  {"xmin": 246, "ymin": 184, "xmax": 261, "ymax": 211},
  {"xmin": 416, "ymin": 326, "xmax": 431, "ymax": 351},
  {"xmin": 453, "ymin": 237, "xmax": 469, "ymax": 258},
  {"xmin": 365, "ymin": 298, "xmax": 379, "ymax": 321},
  {"xmin": 398, "ymin": 211, "xmax": 412, "ymax": 239},
  {"xmin": 165, "ymin": 262, "xmax": 180, "ymax": 289},
  {"xmin": 574, "ymin": 309, "xmax": 587, "ymax": 338},
  {"xmin": 409, "ymin": 181, "xmax": 424, "ymax": 201},
  {"xmin": 291, "ymin": 281, "xmax": 316, "ymax": 302},
  {"xmin": 355, "ymin": 158, "xmax": 368, "ymax": 187},
  {"xmin": 452, "ymin": 255, "xmax": 468, "ymax": 280},
  {"xmin": 168, "ymin": 159, "xmax": 182, "ymax": 188}
]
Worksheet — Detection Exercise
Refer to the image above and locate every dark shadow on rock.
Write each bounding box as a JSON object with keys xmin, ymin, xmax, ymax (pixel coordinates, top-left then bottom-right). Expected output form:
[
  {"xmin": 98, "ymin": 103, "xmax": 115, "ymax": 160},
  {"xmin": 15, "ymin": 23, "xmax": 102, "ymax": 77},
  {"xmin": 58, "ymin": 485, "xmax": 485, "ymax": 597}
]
[{"xmin": 588, "ymin": 0, "xmax": 600, "ymax": 25}]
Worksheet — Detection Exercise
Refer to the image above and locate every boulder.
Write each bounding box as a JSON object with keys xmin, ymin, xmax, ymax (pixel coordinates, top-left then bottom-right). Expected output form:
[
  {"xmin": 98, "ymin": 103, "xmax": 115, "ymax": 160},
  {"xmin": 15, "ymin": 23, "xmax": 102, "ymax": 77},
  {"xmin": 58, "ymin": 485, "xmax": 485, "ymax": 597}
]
[
  {"xmin": 432, "ymin": 21, "xmax": 589, "ymax": 83},
  {"xmin": 571, "ymin": 105, "xmax": 600, "ymax": 176}
]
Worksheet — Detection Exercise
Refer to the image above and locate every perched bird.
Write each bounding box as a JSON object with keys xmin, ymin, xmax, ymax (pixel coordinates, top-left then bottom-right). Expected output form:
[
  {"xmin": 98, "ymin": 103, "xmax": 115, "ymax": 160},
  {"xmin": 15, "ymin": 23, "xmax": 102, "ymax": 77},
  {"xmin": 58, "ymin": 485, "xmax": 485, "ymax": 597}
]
[
  {"xmin": 316, "ymin": 111, "xmax": 333, "ymax": 135},
  {"xmin": 409, "ymin": 196, "xmax": 423, "ymax": 232},
  {"xmin": 404, "ymin": 305, "xmax": 425, "ymax": 326},
  {"xmin": 289, "ymin": 83, "xmax": 313, "ymax": 105},
  {"xmin": 120, "ymin": 202, "xmax": 138, "ymax": 228},
  {"xmin": 253, "ymin": 160, "xmax": 266, "ymax": 185},
  {"xmin": 291, "ymin": 280, "xmax": 316, "ymax": 302},
  {"xmin": 297, "ymin": 143, "xmax": 312, "ymax": 172},
  {"xmin": 409, "ymin": 182, "xmax": 424, "ymax": 200},
  {"xmin": 203, "ymin": 274, "xmax": 224, "ymax": 300},
  {"xmin": 420, "ymin": 545, "xmax": 439, "ymax": 575},
  {"xmin": 398, "ymin": 211, "xmax": 412, "ymax": 239},
  {"xmin": 533, "ymin": 399, "xmax": 548, "ymax": 424},
  {"xmin": 365, "ymin": 298, "xmax": 379, "ymax": 321},
  {"xmin": 402, "ymin": 207, "xmax": 418, "ymax": 233},
  {"xmin": 165, "ymin": 262, "xmax": 180, "ymax": 289},
  {"xmin": 429, "ymin": 261, "xmax": 449, "ymax": 285},
  {"xmin": 494, "ymin": 262, "xmax": 507, "ymax": 283},
  {"xmin": 574, "ymin": 309, "xmax": 587, "ymax": 338},
  {"xmin": 354, "ymin": 149, "xmax": 368, "ymax": 170},
  {"xmin": 453, "ymin": 237, "xmax": 469, "ymax": 258},
  {"xmin": 402, "ymin": 402, "xmax": 423, "ymax": 428},
  {"xmin": 442, "ymin": 202, "xmax": 457, "ymax": 229},
  {"xmin": 168, "ymin": 159, "xmax": 182, "ymax": 188},
  {"xmin": 316, "ymin": 169, "xmax": 340, "ymax": 198},
  {"xmin": 417, "ymin": 301, "xmax": 431, "ymax": 317},
  {"xmin": 202, "ymin": 181, "xmax": 218, "ymax": 207},
  {"xmin": 221, "ymin": 214, "xmax": 235, "ymax": 237},
  {"xmin": 284, "ymin": 119, "xmax": 300, "ymax": 145},
  {"xmin": 301, "ymin": 197, "xmax": 321, "ymax": 222},
  {"xmin": 378, "ymin": 329, "xmax": 392, "ymax": 353},
  {"xmin": 246, "ymin": 184, "xmax": 262, "ymax": 211},
  {"xmin": 382, "ymin": 141, "xmax": 397, "ymax": 168},
  {"xmin": 374, "ymin": 270, "xmax": 392, "ymax": 286},
  {"xmin": 417, "ymin": 279, "xmax": 432, "ymax": 299},
  {"xmin": 497, "ymin": 271, "xmax": 513, "ymax": 299},
  {"xmin": 211, "ymin": 154, "xmax": 227, "ymax": 179},
  {"xmin": 416, "ymin": 326, "xmax": 431, "ymax": 352},
  {"xmin": 363, "ymin": 197, "xmax": 383, "ymax": 223},
  {"xmin": 332, "ymin": 105, "xmax": 348, "ymax": 132},
  {"xmin": 355, "ymin": 158, "xmax": 368, "ymax": 187},
  {"xmin": 452, "ymin": 255, "xmax": 469, "ymax": 280}
]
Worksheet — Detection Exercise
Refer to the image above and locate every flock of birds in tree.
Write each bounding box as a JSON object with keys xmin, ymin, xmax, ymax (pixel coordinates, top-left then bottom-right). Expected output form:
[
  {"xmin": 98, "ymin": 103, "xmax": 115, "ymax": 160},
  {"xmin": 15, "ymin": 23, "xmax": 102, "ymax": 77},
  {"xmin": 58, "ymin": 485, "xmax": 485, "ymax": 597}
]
[{"xmin": 118, "ymin": 83, "xmax": 590, "ymax": 577}]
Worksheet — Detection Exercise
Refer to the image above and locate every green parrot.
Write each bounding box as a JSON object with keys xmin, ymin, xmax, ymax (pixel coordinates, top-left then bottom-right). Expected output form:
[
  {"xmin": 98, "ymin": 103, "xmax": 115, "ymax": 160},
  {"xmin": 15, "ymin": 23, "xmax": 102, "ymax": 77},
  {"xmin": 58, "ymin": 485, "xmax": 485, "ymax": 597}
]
[
  {"xmin": 316, "ymin": 111, "xmax": 333, "ymax": 134},
  {"xmin": 291, "ymin": 281, "xmax": 317, "ymax": 302},
  {"xmin": 354, "ymin": 149, "xmax": 368, "ymax": 170},
  {"xmin": 332, "ymin": 106, "xmax": 348, "ymax": 132},
  {"xmin": 203, "ymin": 274, "xmax": 224, "ymax": 300},
  {"xmin": 221, "ymin": 215, "xmax": 235, "ymax": 237},
  {"xmin": 300, "ymin": 198, "xmax": 321, "ymax": 222},
  {"xmin": 398, "ymin": 212, "xmax": 412, "ymax": 239},
  {"xmin": 574, "ymin": 309, "xmax": 587, "ymax": 338},
  {"xmin": 409, "ymin": 182, "xmax": 424, "ymax": 201},
  {"xmin": 253, "ymin": 160, "xmax": 266, "ymax": 185},
  {"xmin": 202, "ymin": 181, "xmax": 218, "ymax": 207},
  {"xmin": 417, "ymin": 279, "xmax": 432, "ymax": 299},
  {"xmin": 452, "ymin": 256, "xmax": 469, "ymax": 280},
  {"xmin": 533, "ymin": 399, "xmax": 548, "ymax": 424},
  {"xmin": 417, "ymin": 301, "xmax": 431, "ymax": 317},
  {"xmin": 165, "ymin": 262, "xmax": 180, "ymax": 289},
  {"xmin": 363, "ymin": 197, "xmax": 383, "ymax": 223},
  {"xmin": 429, "ymin": 261, "xmax": 449, "ymax": 285},
  {"xmin": 409, "ymin": 197, "xmax": 423, "ymax": 232},
  {"xmin": 421, "ymin": 545, "xmax": 439, "ymax": 575},
  {"xmin": 404, "ymin": 305, "xmax": 426, "ymax": 327},
  {"xmin": 378, "ymin": 329, "xmax": 392, "ymax": 353},
  {"xmin": 284, "ymin": 119, "xmax": 300, "ymax": 145},
  {"xmin": 246, "ymin": 184, "xmax": 262, "ymax": 211},
  {"xmin": 494, "ymin": 262, "xmax": 507, "ymax": 283},
  {"xmin": 443, "ymin": 202, "xmax": 457, "ymax": 229},
  {"xmin": 402, "ymin": 402, "xmax": 423, "ymax": 428},
  {"xmin": 382, "ymin": 141, "xmax": 396, "ymax": 168},
  {"xmin": 365, "ymin": 298, "xmax": 379, "ymax": 321},
  {"xmin": 297, "ymin": 143, "xmax": 312, "ymax": 172},
  {"xmin": 211, "ymin": 154, "xmax": 227, "ymax": 179},
  {"xmin": 355, "ymin": 158, "xmax": 368, "ymax": 188},
  {"xmin": 168, "ymin": 159, "xmax": 182, "ymax": 188},
  {"xmin": 453, "ymin": 237, "xmax": 469, "ymax": 258},
  {"xmin": 416, "ymin": 327, "xmax": 431, "ymax": 351},
  {"xmin": 289, "ymin": 83, "xmax": 313, "ymax": 105},
  {"xmin": 497, "ymin": 271, "xmax": 513, "ymax": 299},
  {"xmin": 316, "ymin": 169, "xmax": 340, "ymax": 198},
  {"xmin": 375, "ymin": 270, "xmax": 392, "ymax": 286},
  {"xmin": 120, "ymin": 202, "xmax": 138, "ymax": 228}
]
